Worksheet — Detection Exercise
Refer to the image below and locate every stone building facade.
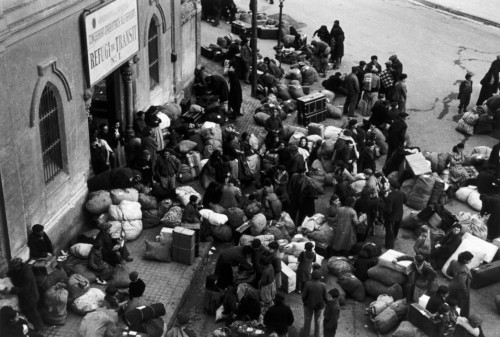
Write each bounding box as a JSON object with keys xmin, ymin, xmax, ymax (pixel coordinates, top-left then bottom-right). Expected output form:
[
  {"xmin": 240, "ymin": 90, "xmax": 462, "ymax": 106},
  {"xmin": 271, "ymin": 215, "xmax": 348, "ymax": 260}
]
[{"xmin": 0, "ymin": 0, "xmax": 201, "ymax": 272}]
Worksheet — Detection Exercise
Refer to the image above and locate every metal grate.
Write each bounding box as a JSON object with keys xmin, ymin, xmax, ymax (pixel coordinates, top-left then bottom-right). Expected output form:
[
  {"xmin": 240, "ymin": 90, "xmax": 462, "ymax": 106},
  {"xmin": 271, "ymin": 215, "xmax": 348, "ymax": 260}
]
[
  {"xmin": 39, "ymin": 85, "xmax": 63, "ymax": 183},
  {"xmin": 148, "ymin": 18, "xmax": 159, "ymax": 89}
]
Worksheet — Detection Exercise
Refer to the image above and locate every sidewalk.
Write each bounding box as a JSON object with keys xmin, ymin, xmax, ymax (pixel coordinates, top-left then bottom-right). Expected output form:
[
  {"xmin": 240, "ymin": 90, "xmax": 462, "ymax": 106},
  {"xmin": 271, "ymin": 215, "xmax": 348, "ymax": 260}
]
[
  {"xmin": 42, "ymin": 223, "xmax": 211, "ymax": 337},
  {"xmin": 409, "ymin": 0, "xmax": 500, "ymax": 28}
]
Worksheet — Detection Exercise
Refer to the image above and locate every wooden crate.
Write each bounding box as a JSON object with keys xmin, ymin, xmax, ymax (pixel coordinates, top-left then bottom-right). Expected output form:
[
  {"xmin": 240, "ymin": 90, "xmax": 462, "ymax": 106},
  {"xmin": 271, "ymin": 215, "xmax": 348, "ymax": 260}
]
[
  {"xmin": 298, "ymin": 109, "xmax": 326, "ymax": 126},
  {"xmin": 296, "ymin": 92, "xmax": 327, "ymax": 115}
]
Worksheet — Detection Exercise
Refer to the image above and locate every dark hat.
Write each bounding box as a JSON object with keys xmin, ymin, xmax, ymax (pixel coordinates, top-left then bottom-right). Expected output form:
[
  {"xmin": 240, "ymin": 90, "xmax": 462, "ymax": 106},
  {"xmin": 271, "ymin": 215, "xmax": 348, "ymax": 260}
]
[
  {"xmin": 452, "ymin": 223, "xmax": 462, "ymax": 229},
  {"xmin": 311, "ymin": 270, "xmax": 322, "ymax": 280},
  {"xmin": 399, "ymin": 112, "xmax": 409, "ymax": 118},
  {"xmin": 414, "ymin": 254, "xmax": 424, "ymax": 263},
  {"xmin": 342, "ymin": 129, "xmax": 353, "ymax": 137},
  {"xmin": 0, "ymin": 306, "xmax": 17, "ymax": 320},
  {"xmin": 390, "ymin": 180, "xmax": 401, "ymax": 189},
  {"xmin": 389, "ymin": 54, "xmax": 398, "ymax": 61},
  {"xmin": 129, "ymin": 271, "xmax": 139, "ymax": 281},
  {"xmin": 32, "ymin": 224, "xmax": 44, "ymax": 233},
  {"xmin": 251, "ymin": 239, "xmax": 262, "ymax": 248},
  {"xmin": 348, "ymin": 119, "xmax": 358, "ymax": 126},
  {"xmin": 189, "ymin": 195, "xmax": 199, "ymax": 203},
  {"xmin": 305, "ymin": 242, "xmax": 314, "ymax": 251},
  {"xmin": 268, "ymin": 241, "xmax": 279, "ymax": 250},
  {"xmin": 468, "ymin": 314, "xmax": 483, "ymax": 325},
  {"xmin": 328, "ymin": 288, "xmax": 340, "ymax": 298},
  {"xmin": 298, "ymin": 166, "xmax": 307, "ymax": 174},
  {"xmin": 275, "ymin": 291, "xmax": 285, "ymax": 301}
]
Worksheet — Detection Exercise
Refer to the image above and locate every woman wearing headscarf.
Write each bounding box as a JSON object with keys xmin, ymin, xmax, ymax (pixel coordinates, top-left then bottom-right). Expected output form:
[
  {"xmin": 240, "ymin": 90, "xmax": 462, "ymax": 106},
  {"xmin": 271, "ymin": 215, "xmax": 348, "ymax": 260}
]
[
  {"xmin": 329, "ymin": 20, "xmax": 345, "ymax": 69},
  {"xmin": 228, "ymin": 70, "xmax": 243, "ymax": 119},
  {"xmin": 330, "ymin": 197, "xmax": 359, "ymax": 256},
  {"xmin": 96, "ymin": 222, "xmax": 132, "ymax": 266},
  {"xmin": 449, "ymin": 143, "xmax": 478, "ymax": 187},
  {"xmin": 312, "ymin": 25, "xmax": 331, "ymax": 43}
]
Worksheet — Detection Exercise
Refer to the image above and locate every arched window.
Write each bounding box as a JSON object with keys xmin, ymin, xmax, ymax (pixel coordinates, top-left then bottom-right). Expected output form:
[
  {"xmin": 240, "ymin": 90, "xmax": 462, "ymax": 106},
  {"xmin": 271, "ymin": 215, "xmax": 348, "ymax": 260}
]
[
  {"xmin": 148, "ymin": 17, "xmax": 159, "ymax": 89},
  {"xmin": 39, "ymin": 84, "xmax": 63, "ymax": 183}
]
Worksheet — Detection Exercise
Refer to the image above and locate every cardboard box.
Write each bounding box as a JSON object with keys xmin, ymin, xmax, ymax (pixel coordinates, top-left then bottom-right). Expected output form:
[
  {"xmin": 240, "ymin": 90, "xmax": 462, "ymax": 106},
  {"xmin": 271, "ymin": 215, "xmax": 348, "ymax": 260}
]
[
  {"xmin": 173, "ymin": 227, "xmax": 195, "ymax": 249},
  {"xmin": 407, "ymin": 303, "xmax": 441, "ymax": 337},
  {"xmin": 181, "ymin": 223, "xmax": 200, "ymax": 257},
  {"xmin": 159, "ymin": 228, "xmax": 173, "ymax": 245},
  {"xmin": 405, "ymin": 153, "xmax": 432, "ymax": 176},
  {"xmin": 29, "ymin": 255, "xmax": 57, "ymax": 276},
  {"xmin": 378, "ymin": 249, "xmax": 414, "ymax": 275},
  {"xmin": 172, "ymin": 244, "xmax": 195, "ymax": 265},
  {"xmin": 281, "ymin": 261, "xmax": 296, "ymax": 293}
]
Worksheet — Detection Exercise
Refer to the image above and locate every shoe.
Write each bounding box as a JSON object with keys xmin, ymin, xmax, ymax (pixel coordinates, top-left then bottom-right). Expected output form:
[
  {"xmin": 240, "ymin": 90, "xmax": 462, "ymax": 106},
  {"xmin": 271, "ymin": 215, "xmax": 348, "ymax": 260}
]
[
  {"xmin": 96, "ymin": 278, "xmax": 107, "ymax": 285},
  {"xmin": 124, "ymin": 257, "xmax": 134, "ymax": 262},
  {"xmin": 244, "ymin": 80, "xmax": 251, "ymax": 84}
]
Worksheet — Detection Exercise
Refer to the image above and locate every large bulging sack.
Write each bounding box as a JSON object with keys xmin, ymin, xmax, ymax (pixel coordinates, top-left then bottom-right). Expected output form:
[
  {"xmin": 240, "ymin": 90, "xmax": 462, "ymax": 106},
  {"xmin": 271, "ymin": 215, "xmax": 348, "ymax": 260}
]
[
  {"xmin": 338, "ymin": 273, "xmax": 365, "ymax": 302},
  {"xmin": 112, "ymin": 264, "xmax": 131, "ymax": 288},
  {"xmin": 326, "ymin": 103, "xmax": 342, "ymax": 119},
  {"xmin": 160, "ymin": 103, "xmax": 182, "ymax": 122},
  {"xmin": 373, "ymin": 307, "xmax": 398, "ymax": 333},
  {"xmin": 42, "ymin": 283, "xmax": 68, "ymax": 326},
  {"xmin": 400, "ymin": 212, "xmax": 420, "ymax": 230},
  {"xmin": 158, "ymin": 199, "xmax": 173, "ymax": 218},
  {"xmin": 227, "ymin": 207, "xmax": 247, "ymax": 229},
  {"xmin": 407, "ymin": 175, "xmax": 435, "ymax": 210},
  {"xmin": 108, "ymin": 220, "xmax": 143, "ymax": 241},
  {"xmin": 211, "ymin": 224, "xmax": 233, "ymax": 242},
  {"xmin": 264, "ymin": 225, "xmax": 291, "ymax": 242},
  {"xmin": 145, "ymin": 241, "xmax": 172, "ymax": 262},
  {"xmin": 278, "ymin": 211, "xmax": 295, "ymax": 235},
  {"xmin": 36, "ymin": 269, "xmax": 68, "ymax": 293},
  {"xmin": 86, "ymin": 191, "xmax": 112, "ymax": 215},
  {"xmin": 67, "ymin": 274, "xmax": 90, "ymax": 302},
  {"xmin": 124, "ymin": 303, "xmax": 166, "ymax": 331},
  {"xmin": 327, "ymin": 257, "xmax": 354, "ymax": 277},
  {"xmin": 142, "ymin": 209, "xmax": 161, "ymax": 228},
  {"xmin": 367, "ymin": 265, "xmax": 406, "ymax": 286},
  {"xmin": 392, "ymin": 321, "xmax": 420, "ymax": 337},
  {"xmin": 301, "ymin": 66, "xmax": 317, "ymax": 86},
  {"xmin": 176, "ymin": 186, "xmax": 201, "ymax": 207},
  {"xmin": 110, "ymin": 188, "xmax": 139, "ymax": 205},
  {"xmin": 79, "ymin": 308, "xmax": 118, "ymax": 337},
  {"xmin": 467, "ymin": 190, "xmax": 482, "ymax": 211},
  {"xmin": 288, "ymin": 85, "xmax": 305, "ymax": 99},
  {"xmin": 108, "ymin": 200, "xmax": 142, "ymax": 221},
  {"xmin": 161, "ymin": 206, "xmax": 184, "ymax": 227},
  {"xmin": 138, "ymin": 193, "xmax": 158, "ymax": 210},
  {"xmin": 177, "ymin": 140, "xmax": 198, "ymax": 154},
  {"xmin": 250, "ymin": 213, "xmax": 267, "ymax": 236},
  {"xmin": 364, "ymin": 279, "xmax": 403, "ymax": 300},
  {"xmin": 389, "ymin": 299, "xmax": 409, "ymax": 320},
  {"xmin": 72, "ymin": 288, "xmax": 105, "ymax": 315},
  {"xmin": 456, "ymin": 186, "xmax": 474, "ymax": 202},
  {"xmin": 307, "ymin": 123, "xmax": 325, "ymax": 138},
  {"xmin": 70, "ymin": 243, "xmax": 93, "ymax": 259}
]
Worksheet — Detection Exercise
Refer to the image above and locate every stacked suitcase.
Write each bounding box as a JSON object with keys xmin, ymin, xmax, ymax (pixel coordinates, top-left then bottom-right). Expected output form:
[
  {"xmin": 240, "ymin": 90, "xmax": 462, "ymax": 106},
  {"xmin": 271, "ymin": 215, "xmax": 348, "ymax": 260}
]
[
  {"xmin": 258, "ymin": 26, "xmax": 279, "ymax": 39},
  {"xmin": 407, "ymin": 303, "xmax": 441, "ymax": 337},
  {"xmin": 231, "ymin": 20, "xmax": 251, "ymax": 36},
  {"xmin": 172, "ymin": 226, "xmax": 196, "ymax": 265},
  {"xmin": 297, "ymin": 92, "xmax": 327, "ymax": 126},
  {"xmin": 470, "ymin": 260, "xmax": 500, "ymax": 289}
]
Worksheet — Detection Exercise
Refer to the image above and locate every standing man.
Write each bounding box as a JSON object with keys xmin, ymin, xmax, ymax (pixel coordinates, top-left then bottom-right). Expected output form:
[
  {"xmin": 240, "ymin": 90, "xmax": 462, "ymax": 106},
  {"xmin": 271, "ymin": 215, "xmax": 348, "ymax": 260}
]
[
  {"xmin": 301, "ymin": 270, "xmax": 328, "ymax": 337},
  {"xmin": 288, "ymin": 166, "xmax": 308, "ymax": 225},
  {"xmin": 141, "ymin": 127, "xmax": 159, "ymax": 173},
  {"xmin": 384, "ymin": 181, "xmax": 407, "ymax": 249},
  {"xmin": 155, "ymin": 149, "xmax": 181, "ymax": 192},
  {"xmin": 265, "ymin": 108, "xmax": 284, "ymax": 148},
  {"xmin": 389, "ymin": 55, "xmax": 403, "ymax": 82},
  {"xmin": 355, "ymin": 61, "xmax": 367, "ymax": 108},
  {"xmin": 267, "ymin": 241, "xmax": 282, "ymax": 291},
  {"xmin": 264, "ymin": 292, "xmax": 294, "ymax": 337},
  {"xmin": 228, "ymin": 70, "xmax": 243, "ymax": 119},
  {"xmin": 366, "ymin": 55, "xmax": 382, "ymax": 73},
  {"xmin": 323, "ymin": 289, "xmax": 341, "ymax": 337},
  {"xmin": 361, "ymin": 67, "xmax": 381, "ymax": 116},
  {"xmin": 458, "ymin": 72, "xmax": 473, "ymax": 113},
  {"xmin": 393, "ymin": 74, "xmax": 408, "ymax": 113},
  {"xmin": 385, "ymin": 112, "xmax": 408, "ymax": 161},
  {"xmin": 379, "ymin": 61, "xmax": 395, "ymax": 101},
  {"xmin": 343, "ymin": 66, "xmax": 360, "ymax": 117}
]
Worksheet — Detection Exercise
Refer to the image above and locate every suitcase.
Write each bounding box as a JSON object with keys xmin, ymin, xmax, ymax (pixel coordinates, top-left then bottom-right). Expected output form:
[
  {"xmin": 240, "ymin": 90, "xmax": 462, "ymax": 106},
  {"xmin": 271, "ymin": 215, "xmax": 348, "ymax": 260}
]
[
  {"xmin": 296, "ymin": 92, "xmax": 327, "ymax": 115},
  {"xmin": 29, "ymin": 256, "xmax": 57, "ymax": 276},
  {"xmin": 281, "ymin": 262, "xmax": 296, "ymax": 293},
  {"xmin": 470, "ymin": 260, "xmax": 500, "ymax": 289},
  {"xmin": 231, "ymin": 20, "xmax": 251, "ymax": 36},
  {"xmin": 201, "ymin": 45, "xmax": 215, "ymax": 59},
  {"xmin": 298, "ymin": 109, "xmax": 326, "ymax": 126},
  {"xmin": 171, "ymin": 244, "xmax": 195, "ymax": 265},
  {"xmin": 378, "ymin": 249, "xmax": 414, "ymax": 275},
  {"xmin": 407, "ymin": 303, "xmax": 441, "ymax": 337},
  {"xmin": 181, "ymin": 109, "xmax": 203, "ymax": 123},
  {"xmin": 258, "ymin": 26, "xmax": 279, "ymax": 40}
]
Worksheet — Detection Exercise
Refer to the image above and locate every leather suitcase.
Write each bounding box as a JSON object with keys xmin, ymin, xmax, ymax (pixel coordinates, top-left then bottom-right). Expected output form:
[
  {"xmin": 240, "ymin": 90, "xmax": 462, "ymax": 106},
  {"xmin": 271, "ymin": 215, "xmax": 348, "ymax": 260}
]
[
  {"xmin": 201, "ymin": 45, "xmax": 215, "ymax": 59},
  {"xmin": 470, "ymin": 260, "xmax": 500, "ymax": 289},
  {"xmin": 258, "ymin": 26, "xmax": 279, "ymax": 40},
  {"xmin": 30, "ymin": 256, "xmax": 57, "ymax": 276},
  {"xmin": 407, "ymin": 303, "xmax": 441, "ymax": 337},
  {"xmin": 231, "ymin": 20, "xmax": 250, "ymax": 36}
]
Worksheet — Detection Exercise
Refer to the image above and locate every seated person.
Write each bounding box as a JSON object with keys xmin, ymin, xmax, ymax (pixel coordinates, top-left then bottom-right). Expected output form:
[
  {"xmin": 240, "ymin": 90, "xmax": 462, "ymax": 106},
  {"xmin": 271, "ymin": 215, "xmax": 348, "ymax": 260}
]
[
  {"xmin": 236, "ymin": 293, "xmax": 261, "ymax": 321},
  {"xmin": 182, "ymin": 195, "xmax": 202, "ymax": 223},
  {"xmin": 88, "ymin": 241, "xmax": 114, "ymax": 284},
  {"xmin": 437, "ymin": 303, "xmax": 455, "ymax": 337},
  {"xmin": 95, "ymin": 222, "xmax": 133, "ymax": 266},
  {"xmin": 0, "ymin": 306, "xmax": 43, "ymax": 337},
  {"xmin": 413, "ymin": 229, "xmax": 432, "ymax": 260},
  {"xmin": 263, "ymin": 57, "xmax": 284, "ymax": 79},
  {"xmin": 455, "ymin": 314, "xmax": 485, "ymax": 337},
  {"xmin": 102, "ymin": 285, "xmax": 127, "ymax": 311},
  {"xmin": 322, "ymin": 72, "xmax": 347, "ymax": 96},
  {"xmin": 430, "ymin": 223, "xmax": 462, "ymax": 270},
  {"xmin": 204, "ymin": 274, "xmax": 222, "ymax": 315},
  {"xmin": 27, "ymin": 224, "xmax": 54, "ymax": 259},
  {"xmin": 128, "ymin": 271, "xmax": 146, "ymax": 299},
  {"xmin": 425, "ymin": 285, "xmax": 449, "ymax": 314}
]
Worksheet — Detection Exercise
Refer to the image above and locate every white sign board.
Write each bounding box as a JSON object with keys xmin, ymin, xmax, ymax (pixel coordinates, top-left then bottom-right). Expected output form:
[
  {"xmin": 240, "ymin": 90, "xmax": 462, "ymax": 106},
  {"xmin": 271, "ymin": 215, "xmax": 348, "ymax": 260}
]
[{"xmin": 84, "ymin": 0, "xmax": 139, "ymax": 86}]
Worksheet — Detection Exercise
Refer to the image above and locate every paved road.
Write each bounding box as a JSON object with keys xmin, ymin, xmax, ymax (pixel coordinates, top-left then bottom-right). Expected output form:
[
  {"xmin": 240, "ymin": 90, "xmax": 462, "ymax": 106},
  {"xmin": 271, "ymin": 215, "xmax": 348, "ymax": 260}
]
[{"xmin": 180, "ymin": 1, "xmax": 500, "ymax": 336}]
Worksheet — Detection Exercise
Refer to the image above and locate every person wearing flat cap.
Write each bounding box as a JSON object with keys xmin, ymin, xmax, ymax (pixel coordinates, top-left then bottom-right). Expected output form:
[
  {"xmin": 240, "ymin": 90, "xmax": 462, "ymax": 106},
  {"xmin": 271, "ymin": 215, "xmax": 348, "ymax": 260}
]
[
  {"xmin": 323, "ymin": 288, "xmax": 341, "ymax": 337},
  {"xmin": 430, "ymin": 223, "xmax": 463, "ymax": 270},
  {"xmin": 95, "ymin": 222, "xmax": 133, "ymax": 266},
  {"xmin": 389, "ymin": 55, "xmax": 403, "ymax": 81},
  {"xmin": 385, "ymin": 110, "xmax": 408, "ymax": 162},
  {"xmin": 27, "ymin": 224, "xmax": 54, "ymax": 259},
  {"xmin": 384, "ymin": 179, "xmax": 407, "ymax": 249},
  {"xmin": 301, "ymin": 270, "xmax": 328, "ymax": 337}
]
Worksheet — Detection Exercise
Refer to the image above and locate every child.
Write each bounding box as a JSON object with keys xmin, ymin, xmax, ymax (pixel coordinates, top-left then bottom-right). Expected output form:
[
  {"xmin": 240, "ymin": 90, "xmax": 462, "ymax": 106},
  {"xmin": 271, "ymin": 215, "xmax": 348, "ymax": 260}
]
[
  {"xmin": 413, "ymin": 229, "xmax": 431, "ymax": 260},
  {"xmin": 296, "ymin": 242, "xmax": 316, "ymax": 293},
  {"xmin": 259, "ymin": 256, "xmax": 276, "ymax": 305},
  {"xmin": 203, "ymin": 274, "xmax": 222, "ymax": 315},
  {"xmin": 103, "ymin": 285, "xmax": 127, "ymax": 311},
  {"xmin": 324, "ymin": 289, "xmax": 341, "ymax": 337},
  {"xmin": 458, "ymin": 73, "xmax": 473, "ymax": 113},
  {"xmin": 128, "ymin": 271, "xmax": 146, "ymax": 299}
]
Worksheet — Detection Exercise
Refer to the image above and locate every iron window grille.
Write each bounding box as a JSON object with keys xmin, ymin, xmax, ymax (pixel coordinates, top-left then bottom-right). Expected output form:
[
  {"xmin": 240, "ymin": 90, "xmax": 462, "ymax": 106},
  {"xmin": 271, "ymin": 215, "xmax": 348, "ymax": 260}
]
[{"xmin": 148, "ymin": 18, "xmax": 159, "ymax": 90}]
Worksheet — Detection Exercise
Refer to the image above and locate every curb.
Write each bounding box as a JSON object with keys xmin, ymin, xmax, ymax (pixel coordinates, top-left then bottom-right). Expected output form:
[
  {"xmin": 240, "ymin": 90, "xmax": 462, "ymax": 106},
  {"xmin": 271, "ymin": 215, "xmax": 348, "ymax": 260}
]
[
  {"xmin": 166, "ymin": 241, "xmax": 213, "ymax": 329},
  {"xmin": 409, "ymin": 0, "xmax": 500, "ymax": 29}
]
